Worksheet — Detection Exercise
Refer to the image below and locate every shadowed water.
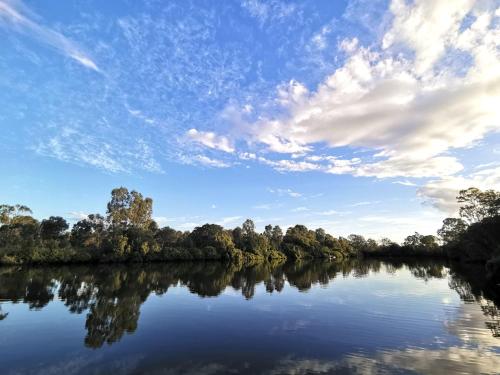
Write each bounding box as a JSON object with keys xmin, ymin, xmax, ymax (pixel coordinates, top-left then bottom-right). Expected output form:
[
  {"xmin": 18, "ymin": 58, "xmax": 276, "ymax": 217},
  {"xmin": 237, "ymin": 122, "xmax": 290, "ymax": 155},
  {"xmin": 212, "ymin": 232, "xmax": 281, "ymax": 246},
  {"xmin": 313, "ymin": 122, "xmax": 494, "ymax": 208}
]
[{"xmin": 0, "ymin": 259, "xmax": 498, "ymax": 374}]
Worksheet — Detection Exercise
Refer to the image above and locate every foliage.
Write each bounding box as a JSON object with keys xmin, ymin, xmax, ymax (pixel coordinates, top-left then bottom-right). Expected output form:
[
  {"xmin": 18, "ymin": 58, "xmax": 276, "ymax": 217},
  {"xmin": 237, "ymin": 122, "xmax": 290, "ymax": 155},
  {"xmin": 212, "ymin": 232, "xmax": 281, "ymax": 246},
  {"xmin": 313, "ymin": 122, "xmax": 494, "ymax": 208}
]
[
  {"xmin": 40, "ymin": 216, "xmax": 69, "ymax": 240},
  {"xmin": 107, "ymin": 187, "xmax": 153, "ymax": 229},
  {"xmin": 0, "ymin": 186, "xmax": 498, "ymax": 281},
  {"xmin": 0, "ymin": 204, "xmax": 33, "ymax": 225},
  {"xmin": 457, "ymin": 187, "xmax": 500, "ymax": 224},
  {"xmin": 438, "ymin": 218, "xmax": 467, "ymax": 246}
]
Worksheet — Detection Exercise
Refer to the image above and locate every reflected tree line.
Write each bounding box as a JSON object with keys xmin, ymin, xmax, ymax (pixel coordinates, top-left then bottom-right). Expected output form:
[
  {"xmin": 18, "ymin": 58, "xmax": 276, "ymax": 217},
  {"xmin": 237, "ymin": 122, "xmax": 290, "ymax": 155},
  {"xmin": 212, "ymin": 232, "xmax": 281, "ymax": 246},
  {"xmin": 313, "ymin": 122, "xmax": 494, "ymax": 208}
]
[
  {"xmin": 0, "ymin": 259, "xmax": 498, "ymax": 348},
  {"xmin": 1, "ymin": 187, "xmax": 499, "ymax": 285}
]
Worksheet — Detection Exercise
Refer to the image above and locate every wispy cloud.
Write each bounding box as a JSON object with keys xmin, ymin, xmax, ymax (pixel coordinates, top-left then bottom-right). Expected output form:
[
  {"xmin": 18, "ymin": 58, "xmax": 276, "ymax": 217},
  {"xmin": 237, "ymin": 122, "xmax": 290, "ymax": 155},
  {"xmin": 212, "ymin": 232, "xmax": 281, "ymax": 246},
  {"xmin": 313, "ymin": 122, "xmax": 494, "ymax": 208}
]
[
  {"xmin": 33, "ymin": 127, "xmax": 164, "ymax": 174},
  {"xmin": 217, "ymin": 216, "xmax": 242, "ymax": 225},
  {"xmin": 253, "ymin": 203, "xmax": 273, "ymax": 210},
  {"xmin": 34, "ymin": 128, "xmax": 127, "ymax": 173},
  {"xmin": 268, "ymin": 188, "xmax": 302, "ymax": 198},
  {"xmin": 67, "ymin": 211, "xmax": 88, "ymax": 221},
  {"xmin": 291, "ymin": 206, "xmax": 309, "ymax": 212},
  {"xmin": 393, "ymin": 180, "xmax": 417, "ymax": 187},
  {"xmin": 316, "ymin": 210, "xmax": 349, "ymax": 216},
  {"xmin": 186, "ymin": 129, "xmax": 234, "ymax": 153},
  {"xmin": 0, "ymin": 0, "xmax": 99, "ymax": 71},
  {"xmin": 193, "ymin": 155, "xmax": 231, "ymax": 168},
  {"xmin": 241, "ymin": 0, "xmax": 298, "ymax": 27},
  {"xmin": 351, "ymin": 200, "xmax": 381, "ymax": 207}
]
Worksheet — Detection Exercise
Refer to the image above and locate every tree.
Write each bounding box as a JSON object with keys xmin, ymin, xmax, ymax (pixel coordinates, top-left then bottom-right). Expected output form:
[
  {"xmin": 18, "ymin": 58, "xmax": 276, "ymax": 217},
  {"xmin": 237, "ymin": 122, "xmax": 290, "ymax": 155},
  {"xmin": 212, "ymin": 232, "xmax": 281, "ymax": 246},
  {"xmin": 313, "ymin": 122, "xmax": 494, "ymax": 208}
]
[
  {"xmin": 457, "ymin": 187, "xmax": 500, "ymax": 224},
  {"xmin": 315, "ymin": 228, "xmax": 327, "ymax": 243},
  {"xmin": 128, "ymin": 191, "xmax": 153, "ymax": 229},
  {"xmin": 189, "ymin": 224, "xmax": 235, "ymax": 254},
  {"xmin": 348, "ymin": 234, "xmax": 367, "ymax": 253},
  {"xmin": 0, "ymin": 204, "xmax": 33, "ymax": 225},
  {"xmin": 155, "ymin": 226, "xmax": 182, "ymax": 249},
  {"xmin": 264, "ymin": 225, "xmax": 273, "ymax": 240},
  {"xmin": 403, "ymin": 232, "xmax": 424, "ymax": 248},
  {"xmin": 271, "ymin": 225, "xmax": 283, "ymax": 251},
  {"xmin": 380, "ymin": 238, "xmax": 395, "ymax": 247},
  {"xmin": 40, "ymin": 216, "xmax": 69, "ymax": 240},
  {"xmin": 106, "ymin": 187, "xmax": 153, "ymax": 229},
  {"xmin": 438, "ymin": 218, "xmax": 467, "ymax": 245},
  {"xmin": 238, "ymin": 219, "xmax": 268, "ymax": 255},
  {"xmin": 232, "ymin": 227, "xmax": 243, "ymax": 249},
  {"xmin": 241, "ymin": 219, "xmax": 255, "ymax": 237},
  {"xmin": 403, "ymin": 232, "xmax": 439, "ymax": 251},
  {"xmin": 282, "ymin": 225, "xmax": 321, "ymax": 258},
  {"xmin": 71, "ymin": 214, "xmax": 107, "ymax": 248}
]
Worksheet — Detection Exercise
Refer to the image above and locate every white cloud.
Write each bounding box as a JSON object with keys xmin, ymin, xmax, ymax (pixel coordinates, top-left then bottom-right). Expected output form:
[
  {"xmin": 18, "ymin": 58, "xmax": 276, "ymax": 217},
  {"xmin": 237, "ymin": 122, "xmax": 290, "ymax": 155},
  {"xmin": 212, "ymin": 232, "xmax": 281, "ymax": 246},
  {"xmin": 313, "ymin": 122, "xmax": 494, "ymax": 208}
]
[
  {"xmin": 268, "ymin": 188, "xmax": 302, "ymax": 198},
  {"xmin": 135, "ymin": 139, "xmax": 163, "ymax": 173},
  {"xmin": 67, "ymin": 211, "xmax": 88, "ymax": 221},
  {"xmin": 393, "ymin": 180, "xmax": 417, "ymax": 186},
  {"xmin": 217, "ymin": 216, "xmax": 242, "ymax": 225},
  {"xmin": 351, "ymin": 200, "xmax": 381, "ymax": 207},
  {"xmin": 243, "ymin": 0, "xmax": 499, "ymax": 180},
  {"xmin": 418, "ymin": 166, "xmax": 500, "ymax": 214},
  {"xmin": 187, "ymin": 129, "xmax": 234, "ymax": 153},
  {"xmin": 34, "ymin": 128, "xmax": 127, "ymax": 173},
  {"xmin": 259, "ymin": 157, "xmax": 320, "ymax": 172},
  {"xmin": 311, "ymin": 25, "xmax": 332, "ymax": 50},
  {"xmin": 291, "ymin": 206, "xmax": 309, "ymax": 212},
  {"xmin": 317, "ymin": 210, "xmax": 348, "ymax": 216},
  {"xmin": 253, "ymin": 203, "xmax": 273, "ymax": 210},
  {"xmin": 238, "ymin": 152, "xmax": 256, "ymax": 160},
  {"xmin": 153, "ymin": 216, "xmax": 174, "ymax": 227},
  {"xmin": 0, "ymin": 0, "xmax": 99, "ymax": 71},
  {"xmin": 193, "ymin": 155, "xmax": 231, "ymax": 168},
  {"xmin": 241, "ymin": 0, "xmax": 297, "ymax": 26},
  {"xmin": 382, "ymin": 0, "xmax": 475, "ymax": 75}
]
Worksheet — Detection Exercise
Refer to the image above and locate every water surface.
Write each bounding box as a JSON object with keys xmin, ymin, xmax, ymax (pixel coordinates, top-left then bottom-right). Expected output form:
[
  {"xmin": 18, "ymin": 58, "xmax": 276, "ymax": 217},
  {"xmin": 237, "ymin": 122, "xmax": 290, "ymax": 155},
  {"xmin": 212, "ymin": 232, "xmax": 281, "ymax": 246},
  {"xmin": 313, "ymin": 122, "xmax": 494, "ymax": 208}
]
[{"xmin": 0, "ymin": 259, "xmax": 499, "ymax": 374}]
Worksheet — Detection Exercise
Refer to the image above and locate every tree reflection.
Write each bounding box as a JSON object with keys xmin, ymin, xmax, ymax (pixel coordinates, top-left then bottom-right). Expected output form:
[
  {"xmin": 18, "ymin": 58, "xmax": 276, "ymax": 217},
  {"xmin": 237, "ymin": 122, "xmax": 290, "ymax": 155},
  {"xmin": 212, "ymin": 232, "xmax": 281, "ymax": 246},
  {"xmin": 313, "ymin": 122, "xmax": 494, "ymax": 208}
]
[
  {"xmin": 448, "ymin": 261, "xmax": 500, "ymax": 340},
  {"xmin": 0, "ymin": 306, "xmax": 7, "ymax": 320},
  {"xmin": 0, "ymin": 258, "xmax": 498, "ymax": 348}
]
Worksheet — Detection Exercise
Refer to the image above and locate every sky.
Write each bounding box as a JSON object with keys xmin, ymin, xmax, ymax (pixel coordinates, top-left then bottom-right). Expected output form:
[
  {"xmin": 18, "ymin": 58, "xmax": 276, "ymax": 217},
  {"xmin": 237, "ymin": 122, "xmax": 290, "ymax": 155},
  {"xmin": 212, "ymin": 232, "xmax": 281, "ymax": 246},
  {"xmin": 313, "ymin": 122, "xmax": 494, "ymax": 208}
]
[{"xmin": 1, "ymin": 0, "xmax": 499, "ymax": 241}]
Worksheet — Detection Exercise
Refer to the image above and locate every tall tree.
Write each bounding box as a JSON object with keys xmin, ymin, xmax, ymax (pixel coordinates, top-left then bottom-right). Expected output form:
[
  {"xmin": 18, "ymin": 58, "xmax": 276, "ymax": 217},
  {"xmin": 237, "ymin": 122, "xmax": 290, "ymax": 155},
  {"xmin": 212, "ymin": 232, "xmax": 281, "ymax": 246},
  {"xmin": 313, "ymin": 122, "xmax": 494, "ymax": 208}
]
[
  {"xmin": 0, "ymin": 204, "xmax": 33, "ymax": 225},
  {"xmin": 438, "ymin": 218, "xmax": 467, "ymax": 245},
  {"xmin": 241, "ymin": 219, "xmax": 255, "ymax": 237},
  {"xmin": 71, "ymin": 214, "xmax": 107, "ymax": 248},
  {"xmin": 457, "ymin": 187, "xmax": 500, "ymax": 223},
  {"xmin": 40, "ymin": 216, "xmax": 69, "ymax": 240},
  {"xmin": 106, "ymin": 187, "xmax": 153, "ymax": 229}
]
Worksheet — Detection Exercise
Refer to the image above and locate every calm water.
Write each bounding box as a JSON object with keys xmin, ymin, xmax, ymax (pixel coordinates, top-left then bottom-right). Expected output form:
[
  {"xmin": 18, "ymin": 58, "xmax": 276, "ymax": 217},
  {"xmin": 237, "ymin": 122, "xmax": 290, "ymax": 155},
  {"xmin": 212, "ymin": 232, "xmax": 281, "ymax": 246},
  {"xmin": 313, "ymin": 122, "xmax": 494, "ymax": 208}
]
[{"xmin": 0, "ymin": 259, "xmax": 499, "ymax": 375}]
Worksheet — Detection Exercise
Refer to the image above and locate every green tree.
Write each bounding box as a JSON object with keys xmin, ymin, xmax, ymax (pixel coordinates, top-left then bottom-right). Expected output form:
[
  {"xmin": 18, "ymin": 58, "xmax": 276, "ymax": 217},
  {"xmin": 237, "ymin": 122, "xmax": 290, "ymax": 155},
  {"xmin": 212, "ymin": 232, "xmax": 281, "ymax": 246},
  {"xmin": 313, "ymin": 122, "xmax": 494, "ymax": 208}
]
[
  {"xmin": 40, "ymin": 216, "xmax": 69, "ymax": 240},
  {"xmin": 264, "ymin": 224, "xmax": 273, "ymax": 241},
  {"xmin": 0, "ymin": 204, "xmax": 33, "ymax": 225},
  {"xmin": 271, "ymin": 225, "xmax": 283, "ymax": 251},
  {"xmin": 155, "ymin": 226, "xmax": 182, "ymax": 249},
  {"xmin": 239, "ymin": 219, "xmax": 268, "ymax": 255},
  {"xmin": 190, "ymin": 224, "xmax": 235, "ymax": 255},
  {"xmin": 71, "ymin": 214, "xmax": 107, "ymax": 248},
  {"xmin": 106, "ymin": 187, "xmax": 153, "ymax": 229},
  {"xmin": 403, "ymin": 232, "xmax": 439, "ymax": 251},
  {"xmin": 348, "ymin": 234, "xmax": 367, "ymax": 253},
  {"xmin": 438, "ymin": 218, "xmax": 467, "ymax": 245},
  {"xmin": 457, "ymin": 187, "xmax": 500, "ymax": 223},
  {"xmin": 241, "ymin": 219, "xmax": 255, "ymax": 237}
]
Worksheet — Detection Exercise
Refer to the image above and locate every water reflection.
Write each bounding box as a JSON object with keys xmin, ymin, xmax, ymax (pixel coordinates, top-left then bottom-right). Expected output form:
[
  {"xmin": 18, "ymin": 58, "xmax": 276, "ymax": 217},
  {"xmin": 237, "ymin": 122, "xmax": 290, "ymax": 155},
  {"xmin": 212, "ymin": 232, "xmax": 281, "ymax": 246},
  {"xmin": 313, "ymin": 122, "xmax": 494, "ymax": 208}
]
[{"xmin": 0, "ymin": 259, "xmax": 499, "ymax": 374}]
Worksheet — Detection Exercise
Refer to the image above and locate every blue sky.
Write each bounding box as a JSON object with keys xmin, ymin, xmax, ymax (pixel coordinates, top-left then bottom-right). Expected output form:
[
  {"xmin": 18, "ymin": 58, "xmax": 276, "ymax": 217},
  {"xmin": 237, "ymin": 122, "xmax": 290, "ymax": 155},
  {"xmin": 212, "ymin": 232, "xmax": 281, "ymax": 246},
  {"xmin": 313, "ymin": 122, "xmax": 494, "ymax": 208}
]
[{"xmin": 1, "ymin": 0, "xmax": 499, "ymax": 241}]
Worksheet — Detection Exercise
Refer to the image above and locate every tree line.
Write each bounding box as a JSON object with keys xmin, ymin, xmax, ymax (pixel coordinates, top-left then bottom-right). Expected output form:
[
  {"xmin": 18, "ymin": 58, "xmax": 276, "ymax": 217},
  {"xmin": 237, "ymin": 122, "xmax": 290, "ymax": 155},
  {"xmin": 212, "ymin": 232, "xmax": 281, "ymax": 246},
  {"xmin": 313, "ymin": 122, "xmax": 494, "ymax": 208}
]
[
  {"xmin": 0, "ymin": 186, "xmax": 499, "ymax": 281},
  {"xmin": 0, "ymin": 187, "xmax": 354, "ymax": 265},
  {"xmin": 360, "ymin": 187, "xmax": 500, "ymax": 281}
]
